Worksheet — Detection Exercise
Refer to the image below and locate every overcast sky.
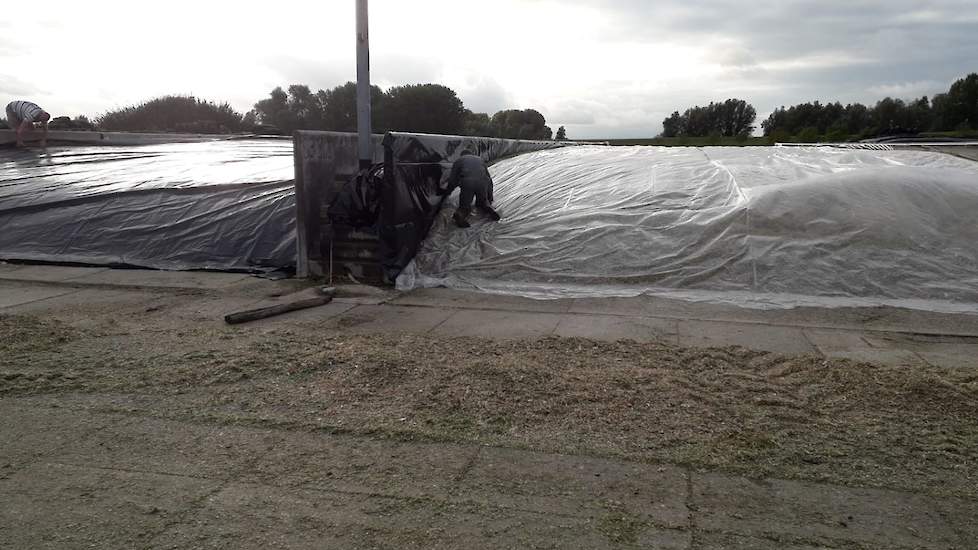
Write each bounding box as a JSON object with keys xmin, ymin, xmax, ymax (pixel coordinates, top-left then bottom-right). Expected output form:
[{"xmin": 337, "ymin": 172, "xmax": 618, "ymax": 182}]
[{"xmin": 2, "ymin": 0, "xmax": 976, "ymax": 138}]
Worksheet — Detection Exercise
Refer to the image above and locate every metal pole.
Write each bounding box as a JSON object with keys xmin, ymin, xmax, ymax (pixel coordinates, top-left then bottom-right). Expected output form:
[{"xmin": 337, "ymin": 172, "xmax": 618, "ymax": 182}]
[{"xmin": 356, "ymin": 0, "xmax": 372, "ymax": 169}]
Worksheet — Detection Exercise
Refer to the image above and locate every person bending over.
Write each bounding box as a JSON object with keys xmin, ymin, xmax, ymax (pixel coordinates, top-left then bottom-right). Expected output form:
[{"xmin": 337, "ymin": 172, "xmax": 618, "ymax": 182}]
[
  {"xmin": 440, "ymin": 150, "xmax": 501, "ymax": 228},
  {"xmin": 6, "ymin": 100, "xmax": 50, "ymax": 147}
]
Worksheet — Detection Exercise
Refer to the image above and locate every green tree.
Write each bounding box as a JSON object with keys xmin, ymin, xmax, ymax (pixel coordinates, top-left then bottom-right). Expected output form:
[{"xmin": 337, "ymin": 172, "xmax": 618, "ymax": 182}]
[
  {"xmin": 768, "ymin": 128, "xmax": 792, "ymax": 143},
  {"xmin": 796, "ymin": 126, "xmax": 821, "ymax": 142},
  {"xmin": 315, "ymin": 82, "xmax": 387, "ymax": 132},
  {"xmin": 490, "ymin": 109, "xmax": 553, "ymax": 140},
  {"xmin": 715, "ymin": 98, "xmax": 756, "ymax": 137},
  {"xmin": 555, "ymin": 125, "xmax": 567, "ymax": 140},
  {"xmin": 661, "ymin": 111, "xmax": 684, "ymax": 137},
  {"xmin": 824, "ymin": 126, "xmax": 849, "ymax": 142},
  {"xmin": 97, "ymin": 95, "xmax": 244, "ymax": 133},
  {"xmin": 930, "ymin": 93, "xmax": 951, "ymax": 131},
  {"xmin": 944, "ymin": 73, "xmax": 978, "ymax": 130},
  {"xmin": 251, "ymin": 87, "xmax": 292, "ymax": 133},
  {"xmin": 462, "ymin": 110, "xmax": 494, "ymax": 137},
  {"xmin": 385, "ymin": 84, "xmax": 466, "ymax": 135},
  {"xmin": 663, "ymin": 99, "xmax": 755, "ymax": 137},
  {"xmin": 844, "ymin": 103, "xmax": 871, "ymax": 135}
]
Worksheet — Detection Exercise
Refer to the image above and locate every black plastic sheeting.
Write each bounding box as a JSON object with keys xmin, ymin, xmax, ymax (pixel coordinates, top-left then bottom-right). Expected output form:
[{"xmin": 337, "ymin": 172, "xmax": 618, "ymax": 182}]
[
  {"xmin": 0, "ymin": 139, "xmax": 296, "ymax": 271},
  {"xmin": 330, "ymin": 132, "xmax": 565, "ymax": 282}
]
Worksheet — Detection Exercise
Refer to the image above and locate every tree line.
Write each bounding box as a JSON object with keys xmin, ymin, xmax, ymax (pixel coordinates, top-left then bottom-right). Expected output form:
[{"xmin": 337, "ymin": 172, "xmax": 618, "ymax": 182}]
[
  {"xmin": 247, "ymin": 82, "xmax": 558, "ymax": 140},
  {"xmin": 3, "ymin": 82, "xmax": 565, "ymax": 141},
  {"xmin": 663, "ymin": 73, "xmax": 978, "ymax": 141},
  {"xmin": 660, "ymin": 99, "xmax": 757, "ymax": 138}
]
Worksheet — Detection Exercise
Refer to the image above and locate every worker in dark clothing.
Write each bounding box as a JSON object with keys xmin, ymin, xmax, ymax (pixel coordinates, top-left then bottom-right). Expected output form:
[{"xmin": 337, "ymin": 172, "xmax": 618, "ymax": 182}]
[{"xmin": 440, "ymin": 150, "xmax": 501, "ymax": 228}]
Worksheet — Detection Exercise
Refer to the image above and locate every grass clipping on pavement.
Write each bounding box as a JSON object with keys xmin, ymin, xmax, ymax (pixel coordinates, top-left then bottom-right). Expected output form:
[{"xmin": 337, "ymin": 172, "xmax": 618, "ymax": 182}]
[{"xmin": 2, "ymin": 313, "xmax": 977, "ymax": 500}]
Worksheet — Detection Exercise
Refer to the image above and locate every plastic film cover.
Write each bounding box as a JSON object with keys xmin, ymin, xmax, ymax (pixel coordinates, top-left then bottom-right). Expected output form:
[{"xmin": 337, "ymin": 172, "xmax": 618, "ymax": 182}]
[
  {"xmin": 398, "ymin": 145, "xmax": 978, "ymax": 313},
  {"xmin": 0, "ymin": 139, "xmax": 296, "ymax": 271},
  {"xmin": 374, "ymin": 133, "xmax": 565, "ymax": 281}
]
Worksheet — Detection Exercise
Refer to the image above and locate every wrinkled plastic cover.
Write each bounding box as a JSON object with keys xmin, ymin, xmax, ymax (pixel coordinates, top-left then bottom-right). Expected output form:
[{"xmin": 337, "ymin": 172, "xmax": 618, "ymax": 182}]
[
  {"xmin": 0, "ymin": 139, "xmax": 296, "ymax": 271},
  {"xmin": 376, "ymin": 133, "xmax": 566, "ymax": 281},
  {"xmin": 398, "ymin": 146, "xmax": 978, "ymax": 313}
]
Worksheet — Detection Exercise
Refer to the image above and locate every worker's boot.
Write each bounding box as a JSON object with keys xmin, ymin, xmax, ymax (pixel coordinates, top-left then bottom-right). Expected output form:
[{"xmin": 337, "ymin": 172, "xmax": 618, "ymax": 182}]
[
  {"xmin": 453, "ymin": 209, "xmax": 471, "ymax": 228},
  {"xmin": 479, "ymin": 205, "xmax": 501, "ymax": 221}
]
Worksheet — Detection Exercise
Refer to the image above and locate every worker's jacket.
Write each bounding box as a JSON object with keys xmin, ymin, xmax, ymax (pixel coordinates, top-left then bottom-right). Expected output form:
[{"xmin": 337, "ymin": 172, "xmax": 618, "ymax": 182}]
[{"xmin": 442, "ymin": 155, "xmax": 494, "ymax": 202}]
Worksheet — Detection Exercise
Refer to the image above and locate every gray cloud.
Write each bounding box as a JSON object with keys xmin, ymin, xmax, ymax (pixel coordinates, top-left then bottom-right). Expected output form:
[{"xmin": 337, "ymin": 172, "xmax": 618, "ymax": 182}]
[
  {"xmin": 0, "ymin": 73, "xmax": 41, "ymax": 96},
  {"xmin": 456, "ymin": 75, "xmax": 513, "ymax": 114},
  {"xmin": 549, "ymin": 0, "xmax": 978, "ymax": 136},
  {"xmin": 372, "ymin": 54, "xmax": 442, "ymax": 89},
  {"xmin": 262, "ymin": 55, "xmax": 352, "ymax": 91}
]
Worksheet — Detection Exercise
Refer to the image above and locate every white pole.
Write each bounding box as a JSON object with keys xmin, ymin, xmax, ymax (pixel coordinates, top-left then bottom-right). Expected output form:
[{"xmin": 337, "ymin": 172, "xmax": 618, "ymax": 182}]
[{"xmin": 356, "ymin": 0, "xmax": 372, "ymax": 169}]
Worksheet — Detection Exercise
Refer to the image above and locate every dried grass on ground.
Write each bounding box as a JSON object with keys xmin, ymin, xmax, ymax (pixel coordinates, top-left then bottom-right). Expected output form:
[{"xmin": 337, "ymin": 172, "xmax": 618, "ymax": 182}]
[{"xmin": 2, "ymin": 312, "xmax": 976, "ymax": 500}]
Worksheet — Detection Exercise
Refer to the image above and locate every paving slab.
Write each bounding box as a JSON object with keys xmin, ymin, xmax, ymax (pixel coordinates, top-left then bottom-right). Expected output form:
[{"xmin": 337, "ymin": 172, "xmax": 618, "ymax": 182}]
[
  {"xmin": 247, "ymin": 300, "xmax": 358, "ymax": 326},
  {"xmin": 46, "ymin": 416, "xmax": 283, "ymax": 480},
  {"xmin": 455, "ymin": 446, "xmax": 690, "ymax": 529},
  {"xmin": 242, "ymin": 431, "xmax": 479, "ymax": 498},
  {"xmin": 859, "ymin": 334, "xmax": 978, "ymax": 368},
  {"xmin": 571, "ymin": 293, "xmax": 978, "ymax": 336},
  {"xmin": 694, "ymin": 531, "xmax": 840, "ymax": 549},
  {"xmin": 3, "ymin": 287, "xmax": 160, "ymax": 315},
  {"xmin": 394, "ymin": 287, "xmax": 575, "ymax": 313},
  {"xmin": 68, "ymin": 268, "xmax": 251, "ymax": 289},
  {"xmin": 434, "ymin": 309, "xmax": 563, "ymax": 339},
  {"xmin": 150, "ymin": 295, "xmax": 265, "ymax": 322},
  {"xmin": 0, "ymin": 262, "xmax": 24, "ymax": 274},
  {"xmin": 0, "ymin": 403, "xmax": 128, "ymax": 470},
  {"xmin": 691, "ymin": 473, "xmax": 961, "ymax": 549},
  {"xmin": 916, "ymin": 349, "xmax": 978, "ymax": 369},
  {"xmin": 0, "ymin": 462, "xmax": 220, "ymax": 550},
  {"xmin": 823, "ymin": 348, "xmax": 928, "ymax": 366},
  {"xmin": 0, "ymin": 264, "xmax": 109, "ymax": 283},
  {"xmin": 554, "ymin": 313, "xmax": 679, "ymax": 343},
  {"xmin": 569, "ymin": 296, "xmax": 659, "ymax": 317},
  {"xmin": 932, "ymin": 497, "xmax": 978, "ymax": 546},
  {"xmin": 803, "ymin": 328, "xmax": 928, "ymax": 366},
  {"xmin": 0, "ymin": 284, "xmax": 77, "ymax": 309},
  {"xmin": 150, "ymin": 482, "xmax": 690, "ymax": 550},
  {"xmin": 332, "ymin": 304, "xmax": 454, "ymax": 334},
  {"xmin": 678, "ymin": 320, "xmax": 817, "ymax": 355},
  {"xmin": 803, "ymin": 329, "xmax": 873, "ymax": 354},
  {"xmin": 332, "ymin": 295, "xmax": 391, "ymax": 305}
]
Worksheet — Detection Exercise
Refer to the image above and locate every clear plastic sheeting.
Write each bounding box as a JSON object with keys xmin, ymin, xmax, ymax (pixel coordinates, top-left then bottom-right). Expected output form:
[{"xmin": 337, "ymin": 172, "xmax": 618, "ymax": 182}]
[
  {"xmin": 0, "ymin": 139, "xmax": 296, "ymax": 271},
  {"xmin": 398, "ymin": 146, "xmax": 978, "ymax": 312}
]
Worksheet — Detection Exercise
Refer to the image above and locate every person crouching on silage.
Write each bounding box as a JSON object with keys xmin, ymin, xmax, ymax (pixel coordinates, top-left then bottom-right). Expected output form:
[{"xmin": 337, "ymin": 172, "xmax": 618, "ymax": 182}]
[
  {"xmin": 5, "ymin": 100, "xmax": 51, "ymax": 147},
  {"xmin": 438, "ymin": 150, "xmax": 502, "ymax": 228}
]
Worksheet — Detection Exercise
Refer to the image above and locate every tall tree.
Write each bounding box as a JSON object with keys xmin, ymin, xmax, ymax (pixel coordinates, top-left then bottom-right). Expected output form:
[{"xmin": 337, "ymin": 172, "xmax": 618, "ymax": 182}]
[
  {"xmin": 251, "ymin": 87, "xmax": 293, "ymax": 132},
  {"xmin": 491, "ymin": 109, "xmax": 553, "ymax": 140},
  {"xmin": 715, "ymin": 98, "xmax": 756, "ymax": 137},
  {"xmin": 661, "ymin": 111, "xmax": 684, "ymax": 137},
  {"xmin": 462, "ymin": 110, "xmax": 494, "ymax": 137},
  {"xmin": 317, "ymin": 82, "xmax": 387, "ymax": 132},
  {"xmin": 662, "ymin": 99, "xmax": 756, "ymax": 137},
  {"xmin": 555, "ymin": 126, "xmax": 567, "ymax": 140},
  {"xmin": 945, "ymin": 73, "xmax": 978, "ymax": 130},
  {"xmin": 385, "ymin": 84, "xmax": 466, "ymax": 135}
]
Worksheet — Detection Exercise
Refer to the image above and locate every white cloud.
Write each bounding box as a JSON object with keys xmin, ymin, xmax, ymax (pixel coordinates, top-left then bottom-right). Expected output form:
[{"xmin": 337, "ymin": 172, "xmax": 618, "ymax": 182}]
[{"xmin": 0, "ymin": 0, "xmax": 975, "ymax": 137}]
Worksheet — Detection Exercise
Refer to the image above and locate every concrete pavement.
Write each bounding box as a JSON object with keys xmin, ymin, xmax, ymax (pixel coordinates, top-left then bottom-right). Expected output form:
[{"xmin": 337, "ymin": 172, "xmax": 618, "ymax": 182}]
[
  {"xmin": 2, "ymin": 264, "xmax": 977, "ymax": 548},
  {"xmin": 0, "ymin": 264, "xmax": 976, "ymax": 368},
  {"xmin": 1, "ymin": 397, "xmax": 974, "ymax": 549}
]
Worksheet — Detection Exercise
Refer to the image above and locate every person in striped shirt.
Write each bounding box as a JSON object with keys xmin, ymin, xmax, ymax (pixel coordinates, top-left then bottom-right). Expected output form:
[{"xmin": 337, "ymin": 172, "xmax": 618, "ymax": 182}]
[{"xmin": 5, "ymin": 100, "xmax": 51, "ymax": 147}]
